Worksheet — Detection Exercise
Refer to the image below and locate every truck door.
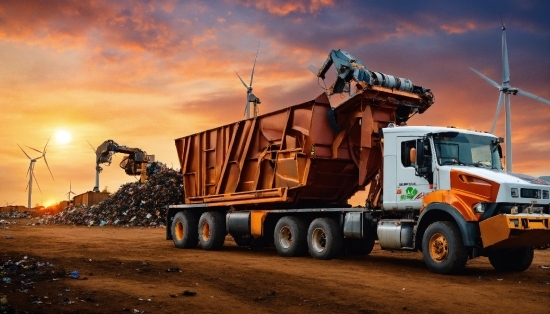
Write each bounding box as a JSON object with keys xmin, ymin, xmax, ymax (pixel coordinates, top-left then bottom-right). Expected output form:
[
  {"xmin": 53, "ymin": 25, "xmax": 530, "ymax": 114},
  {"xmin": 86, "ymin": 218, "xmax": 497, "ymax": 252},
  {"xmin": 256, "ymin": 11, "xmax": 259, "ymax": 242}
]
[{"xmin": 395, "ymin": 137, "xmax": 432, "ymax": 209}]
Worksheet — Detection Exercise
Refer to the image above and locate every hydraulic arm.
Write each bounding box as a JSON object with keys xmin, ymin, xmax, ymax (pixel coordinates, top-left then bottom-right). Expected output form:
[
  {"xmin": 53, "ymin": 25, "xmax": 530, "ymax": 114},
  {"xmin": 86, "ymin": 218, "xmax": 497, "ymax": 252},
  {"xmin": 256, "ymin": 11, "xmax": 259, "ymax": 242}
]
[{"xmin": 92, "ymin": 140, "xmax": 154, "ymax": 192}]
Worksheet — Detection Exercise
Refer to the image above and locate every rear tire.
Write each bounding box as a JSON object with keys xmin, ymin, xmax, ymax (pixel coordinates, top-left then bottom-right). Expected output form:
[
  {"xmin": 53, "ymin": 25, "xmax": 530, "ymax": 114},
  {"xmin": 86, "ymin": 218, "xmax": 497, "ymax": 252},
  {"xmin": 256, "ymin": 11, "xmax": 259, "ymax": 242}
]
[
  {"xmin": 171, "ymin": 211, "xmax": 199, "ymax": 248},
  {"xmin": 488, "ymin": 248, "xmax": 534, "ymax": 272},
  {"xmin": 274, "ymin": 216, "xmax": 308, "ymax": 257},
  {"xmin": 198, "ymin": 211, "xmax": 226, "ymax": 250},
  {"xmin": 421, "ymin": 221, "xmax": 467, "ymax": 274},
  {"xmin": 307, "ymin": 218, "xmax": 343, "ymax": 260}
]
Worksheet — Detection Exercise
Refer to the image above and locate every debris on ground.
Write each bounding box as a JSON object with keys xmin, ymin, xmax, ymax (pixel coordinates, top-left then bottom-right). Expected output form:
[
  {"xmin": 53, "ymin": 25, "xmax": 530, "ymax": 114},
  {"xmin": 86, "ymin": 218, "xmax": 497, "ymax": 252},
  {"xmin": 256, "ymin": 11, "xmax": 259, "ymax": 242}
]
[
  {"xmin": 46, "ymin": 165, "xmax": 183, "ymax": 227},
  {"xmin": 182, "ymin": 290, "xmax": 196, "ymax": 296}
]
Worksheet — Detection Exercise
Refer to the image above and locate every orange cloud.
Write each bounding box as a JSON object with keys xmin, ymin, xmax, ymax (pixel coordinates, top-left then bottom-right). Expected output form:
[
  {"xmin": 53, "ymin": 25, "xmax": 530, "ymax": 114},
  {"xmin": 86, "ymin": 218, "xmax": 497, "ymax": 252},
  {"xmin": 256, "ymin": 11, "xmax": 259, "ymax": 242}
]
[
  {"xmin": 231, "ymin": 0, "xmax": 335, "ymax": 16},
  {"xmin": 441, "ymin": 21, "xmax": 477, "ymax": 34}
]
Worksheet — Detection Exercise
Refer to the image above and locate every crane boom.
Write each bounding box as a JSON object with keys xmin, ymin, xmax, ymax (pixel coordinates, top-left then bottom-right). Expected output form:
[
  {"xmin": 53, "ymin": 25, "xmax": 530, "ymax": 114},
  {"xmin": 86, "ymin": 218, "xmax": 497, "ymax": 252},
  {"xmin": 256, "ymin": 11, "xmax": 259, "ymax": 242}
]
[{"xmin": 92, "ymin": 140, "xmax": 154, "ymax": 192}]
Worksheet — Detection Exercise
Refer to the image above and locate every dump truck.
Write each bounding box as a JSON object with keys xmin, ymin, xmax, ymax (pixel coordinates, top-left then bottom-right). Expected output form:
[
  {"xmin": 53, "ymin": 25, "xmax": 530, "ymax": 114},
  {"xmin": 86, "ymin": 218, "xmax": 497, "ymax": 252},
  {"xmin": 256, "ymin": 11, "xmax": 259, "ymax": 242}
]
[{"xmin": 166, "ymin": 50, "xmax": 550, "ymax": 274}]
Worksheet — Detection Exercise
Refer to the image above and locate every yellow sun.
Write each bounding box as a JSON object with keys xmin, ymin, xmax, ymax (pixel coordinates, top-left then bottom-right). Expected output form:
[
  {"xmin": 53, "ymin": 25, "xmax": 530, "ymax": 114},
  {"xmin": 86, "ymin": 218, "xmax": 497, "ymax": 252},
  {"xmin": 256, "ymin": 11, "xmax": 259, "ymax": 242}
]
[
  {"xmin": 55, "ymin": 130, "xmax": 72, "ymax": 144},
  {"xmin": 43, "ymin": 200, "xmax": 56, "ymax": 208}
]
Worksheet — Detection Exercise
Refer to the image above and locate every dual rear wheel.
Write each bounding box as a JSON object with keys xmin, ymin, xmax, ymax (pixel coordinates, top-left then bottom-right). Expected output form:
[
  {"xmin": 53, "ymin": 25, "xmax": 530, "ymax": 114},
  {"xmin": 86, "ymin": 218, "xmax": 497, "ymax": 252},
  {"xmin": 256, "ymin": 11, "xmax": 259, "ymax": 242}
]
[
  {"xmin": 173, "ymin": 212, "xmax": 371, "ymax": 260},
  {"xmin": 274, "ymin": 216, "xmax": 353, "ymax": 260},
  {"xmin": 171, "ymin": 211, "xmax": 226, "ymax": 250}
]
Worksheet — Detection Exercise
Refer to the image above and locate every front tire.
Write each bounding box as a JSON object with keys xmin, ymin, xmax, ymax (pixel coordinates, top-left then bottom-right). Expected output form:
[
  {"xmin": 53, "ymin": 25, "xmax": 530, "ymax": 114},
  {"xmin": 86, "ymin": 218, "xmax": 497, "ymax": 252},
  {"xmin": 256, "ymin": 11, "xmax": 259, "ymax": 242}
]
[
  {"xmin": 274, "ymin": 216, "xmax": 308, "ymax": 257},
  {"xmin": 171, "ymin": 211, "xmax": 199, "ymax": 248},
  {"xmin": 421, "ymin": 221, "xmax": 467, "ymax": 274},
  {"xmin": 307, "ymin": 218, "xmax": 343, "ymax": 260},
  {"xmin": 198, "ymin": 211, "xmax": 226, "ymax": 250},
  {"xmin": 488, "ymin": 248, "xmax": 534, "ymax": 272}
]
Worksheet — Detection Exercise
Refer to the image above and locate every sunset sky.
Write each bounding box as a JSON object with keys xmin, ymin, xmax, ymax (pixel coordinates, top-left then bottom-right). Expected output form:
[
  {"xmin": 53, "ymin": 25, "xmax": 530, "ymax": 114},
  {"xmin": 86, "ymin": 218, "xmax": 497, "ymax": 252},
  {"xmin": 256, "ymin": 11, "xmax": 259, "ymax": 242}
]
[{"xmin": 1, "ymin": 0, "xmax": 549, "ymax": 208}]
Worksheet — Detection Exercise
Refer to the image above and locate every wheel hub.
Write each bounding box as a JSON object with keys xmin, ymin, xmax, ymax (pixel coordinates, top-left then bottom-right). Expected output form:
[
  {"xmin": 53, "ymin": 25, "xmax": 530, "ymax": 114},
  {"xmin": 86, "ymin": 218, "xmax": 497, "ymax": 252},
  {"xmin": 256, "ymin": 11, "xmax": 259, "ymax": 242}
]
[
  {"xmin": 175, "ymin": 221, "xmax": 184, "ymax": 240},
  {"xmin": 311, "ymin": 228, "xmax": 327, "ymax": 253},
  {"xmin": 279, "ymin": 226, "xmax": 293, "ymax": 249},
  {"xmin": 202, "ymin": 222, "xmax": 211, "ymax": 241},
  {"xmin": 429, "ymin": 233, "xmax": 448, "ymax": 262}
]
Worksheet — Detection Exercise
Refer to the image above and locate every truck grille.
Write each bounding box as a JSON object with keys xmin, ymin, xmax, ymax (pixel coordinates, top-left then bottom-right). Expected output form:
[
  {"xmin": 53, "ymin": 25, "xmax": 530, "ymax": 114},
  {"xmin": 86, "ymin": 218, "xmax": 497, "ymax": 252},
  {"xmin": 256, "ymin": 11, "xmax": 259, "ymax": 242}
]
[{"xmin": 521, "ymin": 188, "xmax": 541, "ymax": 199}]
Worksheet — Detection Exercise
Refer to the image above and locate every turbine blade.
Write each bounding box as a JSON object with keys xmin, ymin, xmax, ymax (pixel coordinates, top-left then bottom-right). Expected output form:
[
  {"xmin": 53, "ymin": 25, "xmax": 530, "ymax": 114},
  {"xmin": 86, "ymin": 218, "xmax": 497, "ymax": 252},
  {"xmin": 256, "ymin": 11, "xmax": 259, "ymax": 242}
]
[
  {"xmin": 308, "ymin": 65, "xmax": 319, "ymax": 75},
  {"xmin": 235, "ymin": 70, "xmax": 249, "ymax": 89},
  {"xmin": 470, "ymin": 67, "xmax": 501, "ymax": 89},
  {"xmin": 18, "ymin": 144, "xmax": 32, "ymax": 159},
  {"xmin": 25, "ymin": 145, "xmax": 42, "ymax": 154},
  {"xmin": 249, "ymin": 42, "xmax": 260, "ymax": 87},
  {"xmin": 491, "ymin": 91, "xmax": 505, "ymax": 133},
  {"xmin": 515, "ymin": 89, "xmax": 550, "ymax": 105},
  {"xmin": 32, "ymin": 171, "xmax": 42, "ymax": 194},
  {"xmin": 501, "ymin": 26, "xmax": 510, "ymax": 84},
  {"xmin": 43, "ymin": 155, "xmax": 55, "ymax": 180},
  {"xmin": 87, "ymin": 140, "xmax": 97, "ymax": 152},
  {"xmin": 43, "ymin": 135, "xmax": 52, "ymax": 153}
]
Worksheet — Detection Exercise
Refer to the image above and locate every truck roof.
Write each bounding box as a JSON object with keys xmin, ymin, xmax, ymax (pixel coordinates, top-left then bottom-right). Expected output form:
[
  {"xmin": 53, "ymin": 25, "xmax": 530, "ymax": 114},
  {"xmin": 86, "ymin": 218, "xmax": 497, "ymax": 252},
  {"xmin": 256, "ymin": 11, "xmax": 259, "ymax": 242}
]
[{"xmin": 382, "ymin": 125, "xmax": 497, "ymax": 138}]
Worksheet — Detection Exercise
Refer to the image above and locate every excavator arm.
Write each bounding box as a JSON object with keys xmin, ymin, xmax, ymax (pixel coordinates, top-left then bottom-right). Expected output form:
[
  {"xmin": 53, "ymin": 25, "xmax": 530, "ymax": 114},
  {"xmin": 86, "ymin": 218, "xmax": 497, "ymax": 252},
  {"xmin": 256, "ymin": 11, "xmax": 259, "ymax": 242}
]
[
  {"xmin": 95, "ymin": 139, "xmax": 154, "ymax": 182},
  {"xmin": 314, "ymin": 49, "xmax": 433, "ymax": 112}
]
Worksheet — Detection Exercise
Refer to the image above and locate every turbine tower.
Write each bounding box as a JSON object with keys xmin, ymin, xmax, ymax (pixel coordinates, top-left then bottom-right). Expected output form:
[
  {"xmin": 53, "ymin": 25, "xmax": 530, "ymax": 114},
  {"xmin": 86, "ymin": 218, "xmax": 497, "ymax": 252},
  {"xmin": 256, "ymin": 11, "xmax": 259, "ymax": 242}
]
[
  {"xmin": 87, "ymin": 140, "xmax": 102, "ymax": 192},
  {"xmin": 470, "ymin": 19, "xmax": 550, "ymax": 172},
  {"xmin": 18, "ymin": 137, "xmax": 54, "ymax": 209},
  {"xmin": 235, "ymin": 42, "xmax": 261, "ymax": 119}
]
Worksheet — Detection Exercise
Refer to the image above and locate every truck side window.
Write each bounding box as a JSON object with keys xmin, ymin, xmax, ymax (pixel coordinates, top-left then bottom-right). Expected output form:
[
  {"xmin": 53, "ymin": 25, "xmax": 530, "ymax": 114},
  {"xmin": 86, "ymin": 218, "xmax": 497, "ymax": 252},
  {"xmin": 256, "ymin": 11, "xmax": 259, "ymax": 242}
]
[{"xmin": 401, "ymin": 140, "xmax": 417, "ymax": 167}]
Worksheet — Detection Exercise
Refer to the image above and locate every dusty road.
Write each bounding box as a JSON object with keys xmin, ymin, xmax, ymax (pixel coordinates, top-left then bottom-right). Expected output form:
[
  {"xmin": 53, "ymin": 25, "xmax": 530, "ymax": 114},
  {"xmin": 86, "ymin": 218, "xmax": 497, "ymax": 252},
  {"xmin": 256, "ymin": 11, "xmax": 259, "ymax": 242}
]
[{"xmin": 1, "ymin": 219, "xmax": 549, "ymax": 314}]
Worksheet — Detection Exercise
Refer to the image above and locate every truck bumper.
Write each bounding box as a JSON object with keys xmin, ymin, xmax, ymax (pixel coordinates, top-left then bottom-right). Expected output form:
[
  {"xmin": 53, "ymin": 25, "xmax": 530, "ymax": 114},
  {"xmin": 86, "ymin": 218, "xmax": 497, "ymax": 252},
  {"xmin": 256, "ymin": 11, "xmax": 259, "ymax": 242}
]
[{"xmin": 479, "ymin": 214, "xmax": 550, "ymax": 249}]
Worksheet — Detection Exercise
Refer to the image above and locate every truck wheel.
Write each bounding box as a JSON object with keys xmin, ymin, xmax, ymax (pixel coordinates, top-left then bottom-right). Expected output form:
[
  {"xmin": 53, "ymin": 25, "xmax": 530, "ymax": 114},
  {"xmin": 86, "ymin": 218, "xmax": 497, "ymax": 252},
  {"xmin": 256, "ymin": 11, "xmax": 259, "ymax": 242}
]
[
  {"xmin": 274, "ymin": 216, "xmax": 308, "ymax": 257},
  {"xmin": 421, "ymin": 221, "xmax": 467, "ymax": 274},
  {"xmin": 307, "ymin": 218, "xmax": 343, "ymax": 260},
  {"xmin": 488, "ymin": 248, "xmax": 534, "ymax": 272},
  {"xmin": 345, "ymin": 238, "xmax": 375, "ymax": 256},
  {"xmin": 172, "ymin": 211, "xmax": 199, "ymax": 248},
  {"xmin": 198, "ymin": 211, "xmax": 226, "ymax": 250}
]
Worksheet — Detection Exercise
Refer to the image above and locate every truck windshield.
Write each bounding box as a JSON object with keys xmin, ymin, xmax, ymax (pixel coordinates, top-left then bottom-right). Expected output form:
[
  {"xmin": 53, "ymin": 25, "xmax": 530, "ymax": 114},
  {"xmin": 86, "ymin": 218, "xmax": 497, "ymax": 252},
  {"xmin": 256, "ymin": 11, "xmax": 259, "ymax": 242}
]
[{"xmin": 432, "ymin": 132, "xmax": 502, "ymax": 169}]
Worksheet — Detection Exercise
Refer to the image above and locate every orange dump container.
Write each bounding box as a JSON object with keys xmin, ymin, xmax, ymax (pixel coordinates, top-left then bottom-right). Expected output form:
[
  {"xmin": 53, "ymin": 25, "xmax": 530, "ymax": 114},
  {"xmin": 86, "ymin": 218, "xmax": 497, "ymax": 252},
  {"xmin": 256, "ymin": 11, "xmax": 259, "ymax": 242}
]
[{"xmin": 175, "ymin": 86, "xmax": 432, "ymax": 209}]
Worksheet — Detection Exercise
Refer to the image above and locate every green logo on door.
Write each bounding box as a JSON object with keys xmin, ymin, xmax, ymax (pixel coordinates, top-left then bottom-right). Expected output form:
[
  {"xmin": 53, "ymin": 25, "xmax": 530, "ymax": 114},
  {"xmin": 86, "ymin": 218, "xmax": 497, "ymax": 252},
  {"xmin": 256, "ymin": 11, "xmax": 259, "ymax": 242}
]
[{"xmin": 400, "ymin": 186, "xmax": 418, "ymax": 201}]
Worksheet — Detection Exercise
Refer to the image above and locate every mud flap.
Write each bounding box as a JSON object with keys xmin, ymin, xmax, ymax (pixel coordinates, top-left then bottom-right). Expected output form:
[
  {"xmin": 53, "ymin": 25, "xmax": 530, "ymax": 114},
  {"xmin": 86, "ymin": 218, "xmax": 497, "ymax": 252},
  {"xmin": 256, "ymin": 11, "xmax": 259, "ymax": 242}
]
[{"xmin": 479, "ymin": 214, "xmax": 550, "ymax": 249}]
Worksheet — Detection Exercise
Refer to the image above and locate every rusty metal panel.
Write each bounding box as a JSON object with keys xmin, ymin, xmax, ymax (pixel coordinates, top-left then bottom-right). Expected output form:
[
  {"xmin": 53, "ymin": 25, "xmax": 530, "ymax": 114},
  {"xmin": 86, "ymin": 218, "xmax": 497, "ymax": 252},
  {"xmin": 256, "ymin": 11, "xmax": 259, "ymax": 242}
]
[{"xmin": 175, "ymin": 85, "xmax": 432, "ymax": 209}]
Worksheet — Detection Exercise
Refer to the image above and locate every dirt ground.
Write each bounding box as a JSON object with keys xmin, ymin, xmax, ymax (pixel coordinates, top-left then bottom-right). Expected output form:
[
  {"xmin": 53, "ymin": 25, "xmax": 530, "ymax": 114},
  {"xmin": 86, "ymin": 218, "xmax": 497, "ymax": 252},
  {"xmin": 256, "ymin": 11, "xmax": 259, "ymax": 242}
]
[{"xmin": 1, "ymin": 219, "xmax": 549, "ymax": 314}]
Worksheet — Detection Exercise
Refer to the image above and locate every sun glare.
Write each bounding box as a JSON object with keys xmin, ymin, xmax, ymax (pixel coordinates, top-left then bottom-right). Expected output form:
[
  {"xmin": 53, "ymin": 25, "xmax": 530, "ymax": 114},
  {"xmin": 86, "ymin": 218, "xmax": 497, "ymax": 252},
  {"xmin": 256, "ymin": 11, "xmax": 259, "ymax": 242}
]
[
  {"xmin": 43, "ymin": 200, "xmax": 56, "ymax": 208},
  {"xmin": 55, "ymin": 130, "xmax": 72, "ymax": 144}
]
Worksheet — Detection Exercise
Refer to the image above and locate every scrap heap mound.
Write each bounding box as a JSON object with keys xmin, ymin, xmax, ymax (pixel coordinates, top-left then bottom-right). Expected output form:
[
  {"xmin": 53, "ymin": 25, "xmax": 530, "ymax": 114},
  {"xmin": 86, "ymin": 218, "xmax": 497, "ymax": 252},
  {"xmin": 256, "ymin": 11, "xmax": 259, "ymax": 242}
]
[{"xmin": 51, "ymin": 164, "xmax": 183, "ymax": 227}]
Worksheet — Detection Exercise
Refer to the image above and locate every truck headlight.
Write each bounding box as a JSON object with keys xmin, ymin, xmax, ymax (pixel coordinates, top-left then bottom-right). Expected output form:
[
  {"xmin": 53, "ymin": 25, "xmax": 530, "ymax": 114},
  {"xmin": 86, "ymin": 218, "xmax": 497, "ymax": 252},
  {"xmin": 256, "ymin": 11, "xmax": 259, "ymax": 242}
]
[
  {"xmin": 473, "ymin": 202, "xmax": 486, "ymax": 213},
  {"xmin": 511, "ymin": 188, "xmax": 519, "ymax": 198}
]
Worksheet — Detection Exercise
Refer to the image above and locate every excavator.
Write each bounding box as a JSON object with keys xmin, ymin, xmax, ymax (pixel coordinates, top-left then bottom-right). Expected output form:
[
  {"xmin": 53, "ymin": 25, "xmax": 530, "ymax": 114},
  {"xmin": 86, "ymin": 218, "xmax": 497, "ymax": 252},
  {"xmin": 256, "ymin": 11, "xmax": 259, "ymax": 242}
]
[{"xmin": 92, "ymin": 140, "xmax": 155, "ymax": 192}]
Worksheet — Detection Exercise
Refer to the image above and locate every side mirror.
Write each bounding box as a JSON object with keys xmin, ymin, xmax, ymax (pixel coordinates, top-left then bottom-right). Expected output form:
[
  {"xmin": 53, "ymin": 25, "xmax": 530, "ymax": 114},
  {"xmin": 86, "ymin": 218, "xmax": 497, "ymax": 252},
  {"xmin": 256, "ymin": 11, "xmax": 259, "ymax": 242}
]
[{"xmin": 409, "ymin": 147, "xmax": 417, "ymax": 165}]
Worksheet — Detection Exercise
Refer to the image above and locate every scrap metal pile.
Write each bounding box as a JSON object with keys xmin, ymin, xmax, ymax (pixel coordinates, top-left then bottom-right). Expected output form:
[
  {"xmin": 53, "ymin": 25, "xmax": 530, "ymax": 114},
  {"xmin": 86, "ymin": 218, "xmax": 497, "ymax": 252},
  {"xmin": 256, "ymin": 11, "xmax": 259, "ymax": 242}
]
[{"xmin": 50, "ymin": 164, "xmax": 183, "ymax": 227}]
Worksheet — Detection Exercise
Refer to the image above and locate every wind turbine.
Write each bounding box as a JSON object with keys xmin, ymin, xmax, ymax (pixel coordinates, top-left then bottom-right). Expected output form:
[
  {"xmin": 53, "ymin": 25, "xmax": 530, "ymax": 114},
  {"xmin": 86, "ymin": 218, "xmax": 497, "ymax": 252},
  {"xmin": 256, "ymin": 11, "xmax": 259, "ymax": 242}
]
[
  {"xmin": 17, "ymin": 137, "xmax": 54, "ymax": 209},
  {"xmin": 4, "ymin": 200, "xmax": 16, "ymax": 208},
  {"xmin": 87, "ymin": 140, "xmax": 102, "ymax": 192},
  {"xmin": 235, "ymin": 42, "xmax": 261, "ymax": 119},
  {"xmin": 470, "ymin": 18, "xmax": 550, "ymax": 172},
  {"xmin": 65, "ymin": 181, "xmax": 77, "ymax": 204}
]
